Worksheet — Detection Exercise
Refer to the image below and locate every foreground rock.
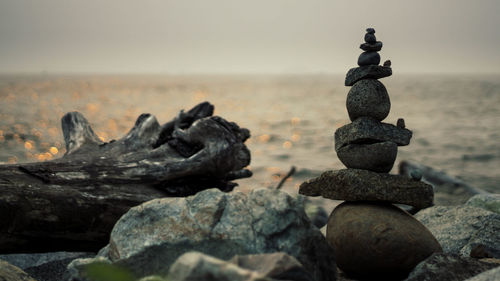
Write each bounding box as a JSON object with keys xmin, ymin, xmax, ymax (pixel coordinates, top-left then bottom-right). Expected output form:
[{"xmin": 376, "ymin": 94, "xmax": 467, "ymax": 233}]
[
  {"xmin": 465, "ymin": 266, "xmax": 500, "ymax": 281},
  {"xmin": 405, "ymin": 253, "xmax": 499, "ymax": 281},
  {"xmin": 327, "ymin": 202, "xmax": 441, "ymax": 280},
  {"xmin": 466, "ymin": 194, "xmax": 500, "ymax": 214},
  {"xmin": 415, "ymin": 205, "xmax": 500, "ymax": 258},
  {"xmin": 75, "ymin": 188, "xmax": 336, "ymax": 281},
  {"xmin": 0, "ymin": 259, "xmax": 36, "ymax": 281},
  {"xmin": 299, "ymin": 169, "xmax": 434, "ymax": 209}
]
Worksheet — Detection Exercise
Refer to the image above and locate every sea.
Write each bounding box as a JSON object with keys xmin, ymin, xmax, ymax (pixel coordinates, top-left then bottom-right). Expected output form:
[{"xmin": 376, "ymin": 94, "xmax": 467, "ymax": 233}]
[{"xmin": 0, "ymin": 73, "xmax": 499, "ymax": 195}]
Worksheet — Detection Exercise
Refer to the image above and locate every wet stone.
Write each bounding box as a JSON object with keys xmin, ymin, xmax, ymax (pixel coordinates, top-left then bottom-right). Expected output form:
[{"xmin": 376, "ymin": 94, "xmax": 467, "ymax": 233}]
[
  {"xmin": 326, "ymin": 202, "xmax": 442, "ymax": 280},
  {"xmin": 360, "ymin": 41, "xmax": 383, "ymax": 52},
  {"xmin": 334, "ymin": 116, "xmax": 413, "ymax": 151},
  {"xmin": 358, "ymin": 51, "xmax": 380, "ymax": 66},
  {"xmin": 336, "ymin": 141, "xmax": 397, "ymax": 173},
  {"xmin": 346, "ymin": 79, "xmax": 391, "ymax": 121},
  {"xmin": 299, "ymin": 169, "xmax": 434, "ymax": 209},
  {"xmin": 345, "ymin": 65, "xmax": 391, "ymax": 86}
]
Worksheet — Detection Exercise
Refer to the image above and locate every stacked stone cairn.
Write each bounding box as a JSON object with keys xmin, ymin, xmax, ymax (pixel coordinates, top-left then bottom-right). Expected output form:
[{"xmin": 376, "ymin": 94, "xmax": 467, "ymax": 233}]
[{"xmin": 299, "ymin": 28, "xmax": 443, "ymax": 280}]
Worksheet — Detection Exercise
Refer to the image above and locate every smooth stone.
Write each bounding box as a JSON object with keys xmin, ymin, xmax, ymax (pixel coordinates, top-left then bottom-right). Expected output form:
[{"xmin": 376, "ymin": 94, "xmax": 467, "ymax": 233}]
[
  {"xmin": 299, "ymin": 169, "xmax": 434, "ymax": 209},
  {"xmin": 334, "ymin": 116, "xmax": 413, "ymax": 151},
  {"xmin": 168, "ymin": 252, "xmax": 273, "ymax": 281},
  {"xmin": 366, "ymin": 27, "xmax": 375, "ymax": 34},
  {"xmin": 326, "ymin": 202, "xmax": 442, "ymax": 280},
  {"xmin": 405, "ymin": 253, "xmax": 499, "ymax": 281},
  {"xmin": 466, "ymin": 194, "xmax": 500, "ymax": 214},
  {"xmin": 415, "ymin": 205, "xmax": 500, "ymax": 258},
  {"xmin": 336, "ymin": 141, "xmax": 397, "ymax": 172},
  {"xmin": 229, "ymin": 253, "xmax": 314, "ymax": 281},
  {"xmin": 344, "ymin": 65, "xmax": 391, "ymax": 86},
  {"xmin": 364, "ymin": 33, "xmax": 376, "ymax": 43},
  {"xmin": 358, "ymin": 51, "xmax": 380, "ymax": 66},
  {"xmin": 360, "ymin": 41, "xmax": 382, "ymax": 51},
  {"xmin": 346, "ymin": 79, "xmax": 390, "ymax": 121},
  {"xmin": 0, "ymin": 259, "xmax": 37, "ymax": 281},
  {"xmin": 75, "ymin": 188, "xmax": 336, "ymax": 280},
  {"xmin": 465, "ymin": 266, "xmax": 500, "ymax": 281}
]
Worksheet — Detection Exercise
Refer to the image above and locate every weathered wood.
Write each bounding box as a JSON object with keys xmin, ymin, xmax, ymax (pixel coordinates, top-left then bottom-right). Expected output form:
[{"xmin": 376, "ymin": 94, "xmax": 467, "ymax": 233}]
[{"xmin": 0, "ymin": 102, "xmax": 252, "ymax": 253}]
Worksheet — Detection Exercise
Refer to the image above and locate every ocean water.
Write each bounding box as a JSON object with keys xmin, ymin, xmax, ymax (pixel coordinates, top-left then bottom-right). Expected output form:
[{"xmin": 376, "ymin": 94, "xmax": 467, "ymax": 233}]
[{"xmin": 0, "ymin": 74, "xmax": 499, "ymax": 194}]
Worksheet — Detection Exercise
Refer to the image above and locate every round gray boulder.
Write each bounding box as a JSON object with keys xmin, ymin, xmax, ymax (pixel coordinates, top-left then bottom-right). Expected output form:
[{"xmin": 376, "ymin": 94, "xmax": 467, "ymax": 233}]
[
  {"xmin": 346, "ymin": 79, "xmax": 391, "ymax": 121},
  {"xmin": 336, "ymin": 141, "xmax": 397, "ymax": 172}
]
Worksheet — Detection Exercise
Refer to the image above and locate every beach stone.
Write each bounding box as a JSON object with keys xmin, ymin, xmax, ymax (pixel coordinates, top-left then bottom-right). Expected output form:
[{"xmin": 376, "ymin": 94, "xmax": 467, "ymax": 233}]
[
  {"xmin": 346, "ymin": 79, "xmax": 390, "ymax": 121},
  {"xmin": 0, "ymin": 259, "xmax": 37, "ymax": 281},
  {"xmin": 383, "ymin": 60, "xmax": 392, "ymax": 67},
  {"xmin": 360, "ymin": 41, "xmax": 383, "ymax": 52},
  {"xmin": 345, "ymin": 65, "xmax": 391, "ymax": 86},
  {"xmin": 93, "ymin": 188, "xmax": 335, "ymax": 280},
  {"xmin": 364, "ymin": 33, "xmax": 376, "ymax": 43},
  {"xmin": 466, "ymin": 194, "xmax": 500, "ymax": 214},
  {"xmin": 66, "ymin": 256, "xmax": 111, "ymax": 281},
  {"xmin": 366, "ymin": 28, "xmax": 375, "ymax": 34},
  {"xmin": 326, "ymin": 202, "xmax": 442, "ymax": 280},
  {"xmin": 415, "ymin": 205, "xmax": 500, "ymax": 258},
  {"xmin": 229, "ymin": 252, "xmax": 314, "ymax": 281},
  {"xmin": 336, "ymin": 141, "xmax": 397, "ymax": 172},
  {"xmin": 465, "ymin": 266, "xmax": 500, "ymax": 281},
  {"xmin": 357, "ymin": 51, "xmax": 380, "ymax": 66},
  {"xmin": 299, "ymin": 169, "xmax": 434, "ymax": 209},
  {"xmin": 405, "ymin": 253, "xmax": 499, "ymax": 281},
  {"xmin": 334, "ymin": 116, "xmax": 413, "ymax": 151},
  {"xmin": 168, "ymin": 252, "xmax": 273, "ymax": 281}
]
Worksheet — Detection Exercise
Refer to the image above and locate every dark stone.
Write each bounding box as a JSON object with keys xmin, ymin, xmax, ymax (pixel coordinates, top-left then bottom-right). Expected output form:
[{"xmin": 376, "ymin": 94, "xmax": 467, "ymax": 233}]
[
  {"xmin": 345, "ymin": 65, "xmax": 391, "ymax": 86},
  {"xmin": 336, "ymin": 141, "xmax": 397, "ymax": 172},
  {"xmin": 358, "ymin": 51, "xmax": 380, "ymax": 66},
  {"xmin": 346, "ymin": 79, "xmax": 390, "ymax": 121},
  {"xmin": 397, "ymin": 118, "xmax": 406, "ymax": 128},
  {"xmin": 230, "ymin": 252, "xmax": 314, "ymax": 281},
  {"xmin": 364, "ymin": 33, "xmax": 376, "ymax": 43},
  {"xmin": 334, "ymin": 116, "xmax": 413, "ymax": 151},
  {"xmin": 415, "ymin": 205, "xmax": 500, "ymax": 258},
  {"xmin": 366, "ymin": 28, "xmax": 375, "ymax": 34},
  {"xmin": 383, "ymin": 60, "xmax": 391, "ymax": 67},
  {"xmin": 405, "ymin": 253, "xmax": 499, "ymax": 281},
  {"xmin": 360, "ymin": 41, "xmax": 383, "ymax": 52},
  {"xmin": 299, "ymin": 169, "xmax": 434, "ymax": 209},
  {"xmin": 326, "ymin": 202, "xmax": 442, "ymax": 280}
]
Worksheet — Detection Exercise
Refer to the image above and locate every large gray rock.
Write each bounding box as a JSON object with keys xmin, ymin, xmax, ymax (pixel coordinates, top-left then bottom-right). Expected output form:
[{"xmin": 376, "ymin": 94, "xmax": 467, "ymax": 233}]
[
  {"xmin": 465, "ymin": 266, "xmax": 500, "ymax": 281},
  {"xmin": 415, "ymin": 205, "xmax": 500, "ymax": 258},
  {"xmin": 345, "ymin": 65, "xmax": 391, "ymax": 86},
  {"xmin": 334, "ymin": 116, "xmax": 412, "ymax": 151},
  {"xmin": 405, "ymin": 253, "xmax": 499, "ymax": 281},
  {"xmin": 0, "ymin": 259, "xmax": 36, "ymax": 281},
  {"xmin": 346, "ymin": 79, "xmax": 391, "ymax": 121},
  {"xmin": 466, "ymin": 194, "xmax": 500, "ymax": 214},
  {"xmin": 327, "ymin": 202, "xmax": 441, "ymax": 280},
  {"xmin": 336, "ymin": 141, "xmax": 397, "ymax": 172},
  {"xmin": 168, "ymin": 252, "xmax": 272, "ymax": 281},
  {"xmin": 99, "ymin": 188, "xmax": 335, "ymax": 280},
  {"xmin": 299, "ymin": 169, "xmax": 434, "ymax": 209}
]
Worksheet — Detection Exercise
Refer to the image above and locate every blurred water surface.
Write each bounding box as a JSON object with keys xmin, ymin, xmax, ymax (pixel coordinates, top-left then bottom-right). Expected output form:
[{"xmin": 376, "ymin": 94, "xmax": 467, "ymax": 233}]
[{"xmin": 0, "ymin": 74, "xmax": 498, "ymax": 193}]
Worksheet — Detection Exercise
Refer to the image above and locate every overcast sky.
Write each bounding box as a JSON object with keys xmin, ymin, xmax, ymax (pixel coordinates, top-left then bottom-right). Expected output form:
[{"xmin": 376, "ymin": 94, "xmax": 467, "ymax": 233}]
[{"xmin": 0, "ymin": 0, "xmax": 499, "ymax": 74}]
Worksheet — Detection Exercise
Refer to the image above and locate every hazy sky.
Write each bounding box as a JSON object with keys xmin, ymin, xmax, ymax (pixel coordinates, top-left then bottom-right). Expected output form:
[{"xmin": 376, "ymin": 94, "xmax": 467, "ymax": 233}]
[{"xmin": 0, "ymin": 0, "xmax": 499, "ymax": 74}]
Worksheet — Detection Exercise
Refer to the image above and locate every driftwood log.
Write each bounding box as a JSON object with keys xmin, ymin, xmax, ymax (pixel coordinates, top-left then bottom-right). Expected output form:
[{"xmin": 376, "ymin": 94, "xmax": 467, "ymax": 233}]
[{"xmin": 0, "ymin": 102, "xmax": 252, "ymax": 253}]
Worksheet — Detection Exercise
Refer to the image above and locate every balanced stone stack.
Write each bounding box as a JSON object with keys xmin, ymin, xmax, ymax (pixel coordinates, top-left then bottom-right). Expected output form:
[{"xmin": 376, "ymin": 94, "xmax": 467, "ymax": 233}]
[{"xmin": 299, "ymin": 28, "xmax": 442, "ymax": 280}]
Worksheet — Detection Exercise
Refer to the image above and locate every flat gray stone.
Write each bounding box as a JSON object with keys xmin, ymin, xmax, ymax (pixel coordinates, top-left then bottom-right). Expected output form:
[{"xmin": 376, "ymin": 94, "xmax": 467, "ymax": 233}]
[
  {"xmin": 90, "ymin": 188, "xmax": 336, "ymax": 280},
  {"xmin": 346, "ymin": 79, "xmax": 391, "ymax": 121},
  {"xmin": 345, "ymin": 65, "xmax": 392, "ymax": 86},
  {"xmin": 336, "ymin": 141, "xmax": 397, "ymax": 172},
  {"xmin": 415, "ymin": 205, "xmax": 500, "ymax": 258},
  {"xmin": 334, "ymin": 116, "xmax": 413, "ymax": 151},
  {"xmin": 299, "ymin": 169, "xmax": 434, "ymax": 209},
  {"xmin": 466, "ymin": 194, "xmax": 500, "ymax": 214},
  {"xmin": 405, "ymin": 253, "xmax": 499, "ymax": 281}
]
